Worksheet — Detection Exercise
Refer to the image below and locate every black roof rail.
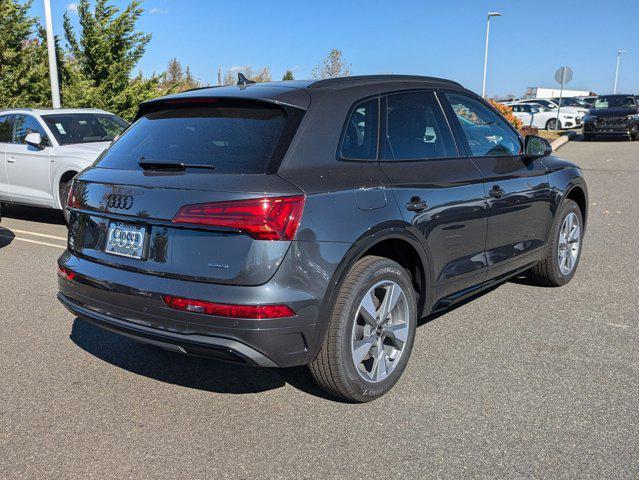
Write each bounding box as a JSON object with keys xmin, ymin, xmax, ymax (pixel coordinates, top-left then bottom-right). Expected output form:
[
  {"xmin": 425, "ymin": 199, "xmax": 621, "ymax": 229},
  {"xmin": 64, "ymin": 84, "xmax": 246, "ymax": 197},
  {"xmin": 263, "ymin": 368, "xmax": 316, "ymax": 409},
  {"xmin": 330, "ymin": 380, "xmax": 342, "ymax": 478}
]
[{"xmin": 308, "ymin": 74, "xmax": 463, "ymax": 89}]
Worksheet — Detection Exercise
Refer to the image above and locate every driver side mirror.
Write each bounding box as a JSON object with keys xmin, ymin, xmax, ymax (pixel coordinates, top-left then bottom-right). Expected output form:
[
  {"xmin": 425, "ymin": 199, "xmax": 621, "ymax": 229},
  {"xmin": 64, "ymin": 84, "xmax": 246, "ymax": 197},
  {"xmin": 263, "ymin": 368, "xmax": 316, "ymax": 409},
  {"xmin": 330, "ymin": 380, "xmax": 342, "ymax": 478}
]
[
  {"xmin": 25, "ymin": 132, "xmax": 44, "ymax": 149},
  {"xmin": 524, "ymin": 135, "xmax": 552, "ymax": 158}
]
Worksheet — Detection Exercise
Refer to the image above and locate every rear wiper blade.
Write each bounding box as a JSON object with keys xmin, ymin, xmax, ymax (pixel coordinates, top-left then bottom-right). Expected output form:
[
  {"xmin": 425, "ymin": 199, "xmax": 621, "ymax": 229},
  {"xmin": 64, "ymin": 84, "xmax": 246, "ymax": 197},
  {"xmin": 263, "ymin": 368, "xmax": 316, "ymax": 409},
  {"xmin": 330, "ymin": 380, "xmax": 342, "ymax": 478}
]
[{"xmin": 137, "ymin": 158, "xmax": 215, "ymax": 170}]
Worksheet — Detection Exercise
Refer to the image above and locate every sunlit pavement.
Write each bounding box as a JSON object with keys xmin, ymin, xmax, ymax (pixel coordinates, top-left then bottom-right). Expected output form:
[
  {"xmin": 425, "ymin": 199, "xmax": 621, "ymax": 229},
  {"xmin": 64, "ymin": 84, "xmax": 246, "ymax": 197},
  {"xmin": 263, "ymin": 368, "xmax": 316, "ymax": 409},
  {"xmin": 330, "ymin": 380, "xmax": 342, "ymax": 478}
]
[{"xmin": 1, "ymin": 137, "xmax": 637, "ymax": 479}]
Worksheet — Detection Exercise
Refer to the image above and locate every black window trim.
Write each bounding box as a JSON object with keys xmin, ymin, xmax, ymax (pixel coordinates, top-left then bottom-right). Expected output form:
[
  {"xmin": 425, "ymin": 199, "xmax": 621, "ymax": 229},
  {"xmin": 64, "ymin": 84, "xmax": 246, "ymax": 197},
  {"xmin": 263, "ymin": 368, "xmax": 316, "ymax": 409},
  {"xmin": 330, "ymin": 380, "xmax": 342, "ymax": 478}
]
[
  {"xmin": 377, "ymin": 88, "xmax": 463, "ymax": 164},
  {"xmin": 10, "ymin": 113, "xmax": 52, "ymax": 146},
  {"xmin": 439, "ymin": 90, "xmax": 524, "ymax": 159},
  {"xmin": 336, "ymin": 95, "xmax": 381, "ymax": 163}
]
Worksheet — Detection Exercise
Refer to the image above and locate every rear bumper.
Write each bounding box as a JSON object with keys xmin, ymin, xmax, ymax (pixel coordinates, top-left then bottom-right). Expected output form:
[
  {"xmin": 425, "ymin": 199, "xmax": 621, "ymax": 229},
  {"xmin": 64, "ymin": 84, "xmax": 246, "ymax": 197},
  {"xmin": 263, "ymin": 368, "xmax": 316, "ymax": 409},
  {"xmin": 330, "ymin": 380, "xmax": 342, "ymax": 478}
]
[
  {"xmin": 58, "ymin": 292, "xmax": 279, "ymax": 367},
  {"xmin": 56, "ymin": 241, "xmax": 350, "ymax": 367}
]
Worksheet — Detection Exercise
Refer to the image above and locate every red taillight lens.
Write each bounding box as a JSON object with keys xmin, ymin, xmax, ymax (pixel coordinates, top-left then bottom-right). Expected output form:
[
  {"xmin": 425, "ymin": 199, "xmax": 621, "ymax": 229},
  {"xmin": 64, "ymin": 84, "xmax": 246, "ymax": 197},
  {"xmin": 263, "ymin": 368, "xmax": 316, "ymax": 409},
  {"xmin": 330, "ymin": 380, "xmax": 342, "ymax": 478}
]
[
  {"xmin": 57, "ymin": 265, "xmax": 76, "ymax": 281},
  {"xmin": 162, "ymin": 295, "xmax": 295, "ymax": 319},
  {"xmin": 172, "ymin": 195, "xmax": 305, "ymax": 241},
  {"xmin": 66, "ymin": 185, "xmax": 80, "ymax": 209}
]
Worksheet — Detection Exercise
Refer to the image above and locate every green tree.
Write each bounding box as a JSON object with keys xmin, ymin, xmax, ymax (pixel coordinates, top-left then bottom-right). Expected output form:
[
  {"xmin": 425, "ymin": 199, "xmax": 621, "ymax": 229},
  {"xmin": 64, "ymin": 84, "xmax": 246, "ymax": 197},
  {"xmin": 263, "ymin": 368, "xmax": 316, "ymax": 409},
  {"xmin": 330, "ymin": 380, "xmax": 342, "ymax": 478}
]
[
  {"xmin": 159, "ymin": 57, "xmax": 202, "ymax": 93},
  {"xmin": 0, "ymin": 0, "xmax": 52, "ymax": 108},
  {"xmin": 63, "ymin": 0, "xmax": 159, "ymax": 119},
  {"xmin": 311, "ymin": 49, "xmax": 351, "ymax": 79},
  {"xmin": 282, "ymin": 70, "xmax": 294, "ymax": 81}
]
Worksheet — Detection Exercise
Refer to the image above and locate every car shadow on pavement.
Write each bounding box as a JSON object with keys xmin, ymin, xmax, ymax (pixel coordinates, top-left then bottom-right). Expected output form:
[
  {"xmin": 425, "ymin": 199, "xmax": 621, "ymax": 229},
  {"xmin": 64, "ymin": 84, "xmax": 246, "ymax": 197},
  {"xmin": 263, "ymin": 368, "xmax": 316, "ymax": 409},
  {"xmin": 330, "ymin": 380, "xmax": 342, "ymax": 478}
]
[
  {"xmin": 0, "ymin": 227, "xmax": 15, "ymax": 248},
  {"xmin": 1, "ymin": 204, "xmax": 66, "ymax": 225},
  {"xmin": 69, "ymin": 318, "xmax": 346, "ymax": 401}
]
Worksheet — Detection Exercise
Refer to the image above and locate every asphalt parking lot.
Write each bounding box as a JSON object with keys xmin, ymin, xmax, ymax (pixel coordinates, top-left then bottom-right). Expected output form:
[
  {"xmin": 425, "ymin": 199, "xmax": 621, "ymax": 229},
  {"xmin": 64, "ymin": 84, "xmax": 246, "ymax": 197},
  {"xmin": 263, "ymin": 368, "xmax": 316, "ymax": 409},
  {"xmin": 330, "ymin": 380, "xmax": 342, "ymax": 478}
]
[{"xmin": 1, "ymin": 137, "xmax": 637, "ymax": 479}]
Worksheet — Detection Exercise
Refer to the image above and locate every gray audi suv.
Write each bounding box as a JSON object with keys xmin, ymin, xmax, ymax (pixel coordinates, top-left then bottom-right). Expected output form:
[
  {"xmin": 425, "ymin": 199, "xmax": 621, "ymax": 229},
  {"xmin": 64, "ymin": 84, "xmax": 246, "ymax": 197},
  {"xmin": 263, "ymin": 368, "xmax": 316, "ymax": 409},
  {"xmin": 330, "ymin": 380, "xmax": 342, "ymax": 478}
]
[{"xmin": 57, "ymin": 75, "xmax": 587, "ymax": 402}]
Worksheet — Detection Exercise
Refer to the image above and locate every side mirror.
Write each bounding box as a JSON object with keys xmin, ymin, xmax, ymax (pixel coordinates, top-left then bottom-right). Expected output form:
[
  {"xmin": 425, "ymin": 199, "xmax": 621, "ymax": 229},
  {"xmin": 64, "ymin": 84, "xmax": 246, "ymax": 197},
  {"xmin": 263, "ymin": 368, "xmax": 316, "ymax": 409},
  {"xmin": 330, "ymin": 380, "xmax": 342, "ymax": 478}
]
[
  {"xmin": 25, "ymin": 132, "xmax": 44, "ymax": 149},
  {"xmin": 524, "ymin": 135, "xmax": 552, "ymax": 158}
]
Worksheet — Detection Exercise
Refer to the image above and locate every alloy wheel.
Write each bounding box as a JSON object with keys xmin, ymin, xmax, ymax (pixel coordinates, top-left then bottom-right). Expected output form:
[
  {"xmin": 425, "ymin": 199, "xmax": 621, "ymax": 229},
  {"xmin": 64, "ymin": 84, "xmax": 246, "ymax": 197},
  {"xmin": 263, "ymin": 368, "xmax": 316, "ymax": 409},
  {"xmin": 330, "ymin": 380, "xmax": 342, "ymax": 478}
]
[
  {"xmin": 557, "ymin": 212, "xmax": 580, "ymax": 275},
  {"xmin": 351, "ymin": 281, "xmax": 410, "ymax": 383}
]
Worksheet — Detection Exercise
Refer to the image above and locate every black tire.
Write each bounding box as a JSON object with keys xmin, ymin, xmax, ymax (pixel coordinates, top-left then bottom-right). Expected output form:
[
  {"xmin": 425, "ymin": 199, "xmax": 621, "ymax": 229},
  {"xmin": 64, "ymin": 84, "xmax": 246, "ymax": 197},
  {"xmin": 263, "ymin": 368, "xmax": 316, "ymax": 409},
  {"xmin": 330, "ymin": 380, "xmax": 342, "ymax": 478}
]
[
  {"xmin": 309, "ymin": 255, "xmax": 418, "ymax": 402},
  {"xmin": 546, "ymin": 118, "xmax": 561, "ymax": 130},
  {"xmin": 529, "ymin": 199, "xmax": 583, "ymax": 287},
  {"xmin": 59, "ymin": 181, "xmax": 71, "ymax": 225}
]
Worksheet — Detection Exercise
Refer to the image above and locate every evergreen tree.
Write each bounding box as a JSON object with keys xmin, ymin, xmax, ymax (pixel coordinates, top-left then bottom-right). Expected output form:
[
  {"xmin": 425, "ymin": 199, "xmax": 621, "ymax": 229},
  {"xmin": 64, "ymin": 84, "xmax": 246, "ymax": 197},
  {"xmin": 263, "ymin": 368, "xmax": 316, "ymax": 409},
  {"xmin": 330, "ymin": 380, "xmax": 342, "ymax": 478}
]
[
  {"xmin": 0, "ymin": 0, "xmax": 52, "ymax": 108},
  {"xmin": 159, "ymin": 57, "xmax": 202, "ymax": 93},
  {"xmin": 282, "ymin": 70, "xmax": 294, "ymax": 81},
  {"xmin": 63, "ymin": 0, "xmax": 159, "ymax": 119}
]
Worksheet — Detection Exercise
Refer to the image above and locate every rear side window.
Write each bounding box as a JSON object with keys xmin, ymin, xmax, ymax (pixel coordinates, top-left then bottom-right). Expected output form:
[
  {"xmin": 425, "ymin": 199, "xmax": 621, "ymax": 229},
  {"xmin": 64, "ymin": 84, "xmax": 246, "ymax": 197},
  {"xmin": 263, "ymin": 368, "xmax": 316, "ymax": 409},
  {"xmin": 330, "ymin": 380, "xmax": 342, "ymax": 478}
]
[
  {"xmin": 95, "ymin": 103, "xmax": 288, "ymax": 174},
  {"xmin": 340, "ymin": 98, "xmax": 379, "ymax": 160},
  {"xmin": 384, "ymin": 91, "xmax": 458, "ymax": 161},
  {"xmin": 0, "ymin": 115, "xmax": 12, "ymax": 143},
  {"xmin": 444, "ymin": 93, "xmax": 521, "ymax": 157}
]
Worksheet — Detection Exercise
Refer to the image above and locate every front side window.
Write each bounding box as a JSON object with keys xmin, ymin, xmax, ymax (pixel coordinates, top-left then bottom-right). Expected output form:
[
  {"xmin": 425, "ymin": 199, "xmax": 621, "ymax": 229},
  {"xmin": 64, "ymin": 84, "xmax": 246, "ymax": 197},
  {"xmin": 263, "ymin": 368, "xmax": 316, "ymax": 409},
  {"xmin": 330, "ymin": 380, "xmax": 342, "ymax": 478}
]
[
  {"xmin": 42, "ymin": 113, "xmax": 128, "ymax": 145},
  {"xmin": 0, "ymin": 115, "xmax": 13, "ymax": 143},
  {"xmin": 340, "ymin": 98, "xmax": 379, "ymax": 160},
  {"xmin": 445, "ymin": 93, "xmax": 521, "ymax": 157},
  {"xmin": 11, "ymin": 115, "xmax": 49, "ymax": 145},
  {"xmin": 384, "ymin": 91, "xmax": 457, "ymax": 160}
]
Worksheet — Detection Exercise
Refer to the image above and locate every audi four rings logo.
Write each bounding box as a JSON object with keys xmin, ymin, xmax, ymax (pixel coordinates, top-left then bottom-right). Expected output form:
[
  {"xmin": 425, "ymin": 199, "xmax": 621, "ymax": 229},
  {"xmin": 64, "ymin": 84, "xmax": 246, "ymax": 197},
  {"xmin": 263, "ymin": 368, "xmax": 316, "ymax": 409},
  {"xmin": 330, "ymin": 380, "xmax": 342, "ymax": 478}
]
[{"xmin": 107, "ymin": 194, "xmax": 134, "ymax": 210}]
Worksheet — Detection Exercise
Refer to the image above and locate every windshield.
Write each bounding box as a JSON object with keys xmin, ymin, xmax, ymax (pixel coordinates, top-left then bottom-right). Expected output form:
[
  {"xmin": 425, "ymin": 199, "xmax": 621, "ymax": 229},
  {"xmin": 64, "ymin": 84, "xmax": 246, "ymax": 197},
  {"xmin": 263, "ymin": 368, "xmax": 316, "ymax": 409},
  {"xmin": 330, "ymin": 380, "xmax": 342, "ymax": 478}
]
[
  {"xmin": 594, "ymin": 96, "xmax": 637, "ymax": 109},
  {"xmin": 42, "ymin": 113, "xmax": 128, "ymax": 145},
  {"xmin": 555, "ymin": 98, "xmax": 588, "ymax": 107},
  {"xmin": 94, "ymin": 103, "xmax": 289, "ymax": 174}
]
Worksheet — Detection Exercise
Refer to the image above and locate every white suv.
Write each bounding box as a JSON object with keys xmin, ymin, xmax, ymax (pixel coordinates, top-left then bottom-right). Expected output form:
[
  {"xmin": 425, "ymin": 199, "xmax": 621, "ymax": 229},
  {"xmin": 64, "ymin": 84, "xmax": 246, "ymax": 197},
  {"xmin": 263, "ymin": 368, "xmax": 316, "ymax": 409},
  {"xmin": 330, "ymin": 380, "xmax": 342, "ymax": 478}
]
[{"xmin": 0, "ymin": 108, "xmax": 128, "ymax": 221}]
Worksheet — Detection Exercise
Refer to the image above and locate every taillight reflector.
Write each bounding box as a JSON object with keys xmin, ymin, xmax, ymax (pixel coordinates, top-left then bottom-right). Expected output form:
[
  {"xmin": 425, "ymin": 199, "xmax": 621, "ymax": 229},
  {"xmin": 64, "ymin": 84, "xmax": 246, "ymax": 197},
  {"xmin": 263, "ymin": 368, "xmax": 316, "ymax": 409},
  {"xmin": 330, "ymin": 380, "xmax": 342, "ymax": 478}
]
[
  {"xmin": 57, "ymin": 265, "xmax": 76, "ymax": 281},
  {"xmin": 162, "ymin": 295, "xmax": 295, "ymax": 319},
  {"xmin": 172, "ymin": 195, "xmax": 305, "ymax": 241}
]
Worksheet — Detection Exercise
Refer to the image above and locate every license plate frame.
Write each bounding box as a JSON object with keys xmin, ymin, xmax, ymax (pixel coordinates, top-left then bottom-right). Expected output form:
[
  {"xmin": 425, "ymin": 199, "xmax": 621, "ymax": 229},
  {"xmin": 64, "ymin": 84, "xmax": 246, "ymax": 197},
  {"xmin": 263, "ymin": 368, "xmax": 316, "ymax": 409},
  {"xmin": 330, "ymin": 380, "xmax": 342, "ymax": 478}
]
[{"xmin": 105, "ymin": 221, "xmax": 147, "ymax": 260}]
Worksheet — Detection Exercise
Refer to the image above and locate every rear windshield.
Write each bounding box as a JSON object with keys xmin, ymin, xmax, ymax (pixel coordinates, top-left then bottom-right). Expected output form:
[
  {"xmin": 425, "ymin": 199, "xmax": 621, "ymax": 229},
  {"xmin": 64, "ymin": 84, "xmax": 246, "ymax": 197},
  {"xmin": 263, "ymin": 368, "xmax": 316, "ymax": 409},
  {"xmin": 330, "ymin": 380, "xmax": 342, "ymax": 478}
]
[
  {"xmin": 42, "ymin": 113, "xmax": 128, "ymax": 145},
  {"xmin": 94, "ymin": 103, "xmax": 288, "ymax": 174}
]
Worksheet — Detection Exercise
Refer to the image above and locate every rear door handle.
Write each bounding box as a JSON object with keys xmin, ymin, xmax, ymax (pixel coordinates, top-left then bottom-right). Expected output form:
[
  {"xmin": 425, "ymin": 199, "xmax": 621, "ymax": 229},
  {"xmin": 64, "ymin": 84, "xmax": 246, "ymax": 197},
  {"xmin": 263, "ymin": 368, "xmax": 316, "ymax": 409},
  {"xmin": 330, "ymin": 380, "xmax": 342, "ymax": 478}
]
[
  {"xmin": 488, "ymin": 185, "xmax": 505, "ymax": 198},
  {"xmin": 7, "ymin": 156, "xmax": 16, "ymax": 163},
  {"xmin": 405, "ymin": 197, "xmax": 428, "ymax": 212}
]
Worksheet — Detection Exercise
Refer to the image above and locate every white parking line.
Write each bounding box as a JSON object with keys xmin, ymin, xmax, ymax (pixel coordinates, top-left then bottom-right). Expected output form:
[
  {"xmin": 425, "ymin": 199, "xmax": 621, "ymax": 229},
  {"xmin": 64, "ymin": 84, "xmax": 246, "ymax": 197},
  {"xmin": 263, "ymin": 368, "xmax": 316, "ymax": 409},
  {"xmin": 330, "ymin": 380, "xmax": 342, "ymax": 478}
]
[
  {"xmin": 0, "ymin": 233, "xmax": 66, "ymax": 249},
  {"xmin": 10, "ymin": 229, "xmax": 67, "ymax": 241}
]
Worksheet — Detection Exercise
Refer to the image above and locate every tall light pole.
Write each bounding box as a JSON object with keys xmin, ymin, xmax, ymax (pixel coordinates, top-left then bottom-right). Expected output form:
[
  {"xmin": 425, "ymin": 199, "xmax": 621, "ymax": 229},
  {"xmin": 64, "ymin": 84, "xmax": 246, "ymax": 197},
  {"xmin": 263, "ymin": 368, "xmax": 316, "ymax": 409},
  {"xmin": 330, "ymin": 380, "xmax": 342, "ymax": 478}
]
[
  {"xmin": 43, "ymin": 0, "xmax": 61, "ymax": 108},
  {"xmin": 481, "ymin": 12, "xmax": 502, "ymax": 98},
  {"xmin": 613, "ymin": 49, "xmax": 627, "ymax": 94}
]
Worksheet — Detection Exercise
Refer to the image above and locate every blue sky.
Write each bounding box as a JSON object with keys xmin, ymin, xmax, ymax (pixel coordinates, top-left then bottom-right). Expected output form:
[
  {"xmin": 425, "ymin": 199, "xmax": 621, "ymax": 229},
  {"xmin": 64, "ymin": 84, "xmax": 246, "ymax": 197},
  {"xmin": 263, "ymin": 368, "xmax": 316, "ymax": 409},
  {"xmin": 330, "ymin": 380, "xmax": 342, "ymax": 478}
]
[{"xmin": 29, "ymin": 0, "xmax": 639, "ymax": 96}]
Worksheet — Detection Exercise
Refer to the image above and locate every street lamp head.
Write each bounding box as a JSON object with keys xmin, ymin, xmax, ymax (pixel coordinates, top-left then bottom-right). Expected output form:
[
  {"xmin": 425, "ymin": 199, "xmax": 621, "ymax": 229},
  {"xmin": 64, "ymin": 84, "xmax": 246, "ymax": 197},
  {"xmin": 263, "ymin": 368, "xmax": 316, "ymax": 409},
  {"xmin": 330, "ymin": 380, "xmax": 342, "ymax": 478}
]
[
  {"xmin": 617, "ymin": 49, "xmax": 628, "ymax": 55},
  {"xmin": 487, "ymin": 12, "xmax": 502, "ymax": 18}
]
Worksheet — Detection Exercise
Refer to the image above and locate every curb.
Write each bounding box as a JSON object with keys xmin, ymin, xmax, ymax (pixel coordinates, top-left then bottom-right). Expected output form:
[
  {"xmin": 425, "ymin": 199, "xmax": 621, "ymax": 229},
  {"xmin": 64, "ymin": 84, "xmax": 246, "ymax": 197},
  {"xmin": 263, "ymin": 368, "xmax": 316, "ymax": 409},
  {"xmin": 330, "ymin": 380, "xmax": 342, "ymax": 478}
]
[
  {"xmin": 551, "ymin": 136, "xmax": 569, "ymax": 151},
  {"xmin": 551, "ymin": 131, "xmax": 577, "ymax": 152}
]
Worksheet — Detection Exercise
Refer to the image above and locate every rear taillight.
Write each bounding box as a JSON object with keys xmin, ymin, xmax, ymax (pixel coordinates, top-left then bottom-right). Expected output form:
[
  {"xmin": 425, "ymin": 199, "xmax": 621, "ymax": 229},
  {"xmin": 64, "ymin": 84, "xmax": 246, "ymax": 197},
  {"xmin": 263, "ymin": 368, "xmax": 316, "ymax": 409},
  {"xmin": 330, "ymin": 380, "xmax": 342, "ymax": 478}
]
[
  {"xmin": 162, "ymin": 295, "xmax": 295, "ymax": 319},
  {"xmin": 172, "ymin": 195, "xmax": 305, "ymax": 241},
  {"xmin": 57, "ymin": 265, "xmax": 76, "ymax": 281},
  {"xmin": 66, "ymin": 185, "xmax": 80, "ymax": 209}
]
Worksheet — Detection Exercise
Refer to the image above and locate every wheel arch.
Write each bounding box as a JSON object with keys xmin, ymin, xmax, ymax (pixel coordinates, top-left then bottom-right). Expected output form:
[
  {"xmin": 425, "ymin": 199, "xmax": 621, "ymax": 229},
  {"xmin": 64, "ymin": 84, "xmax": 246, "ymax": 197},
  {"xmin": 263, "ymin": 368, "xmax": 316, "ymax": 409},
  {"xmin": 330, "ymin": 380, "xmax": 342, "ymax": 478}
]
[
  {"xmin": 54, "ymin": 169, "xmax": 80, "ymax": 209},
  {"xmin": 565, "ymin": 183, "xmax": 588, "ymax": 230},
  {"xmin": 309, "ymin": 227, "xmax": 433, "ymax": 360}
]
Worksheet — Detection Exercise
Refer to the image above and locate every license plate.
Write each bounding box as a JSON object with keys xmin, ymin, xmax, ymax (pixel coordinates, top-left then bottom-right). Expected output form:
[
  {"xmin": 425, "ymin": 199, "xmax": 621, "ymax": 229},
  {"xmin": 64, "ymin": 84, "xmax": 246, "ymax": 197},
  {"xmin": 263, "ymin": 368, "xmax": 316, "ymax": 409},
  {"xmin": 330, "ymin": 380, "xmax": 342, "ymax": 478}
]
[{"xmin": 105, "ymin": 222, "xmax": 146, "ymax": 259}]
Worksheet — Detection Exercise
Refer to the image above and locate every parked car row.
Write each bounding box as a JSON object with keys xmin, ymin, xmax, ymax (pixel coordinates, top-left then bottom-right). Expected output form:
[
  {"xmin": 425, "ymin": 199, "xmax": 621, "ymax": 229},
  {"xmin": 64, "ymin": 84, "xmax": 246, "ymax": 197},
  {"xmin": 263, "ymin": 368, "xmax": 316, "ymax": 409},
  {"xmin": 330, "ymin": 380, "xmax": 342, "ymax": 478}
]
[{"xmin": 499, "ymin": 94, "xmax": 639, "ymax": 140}]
